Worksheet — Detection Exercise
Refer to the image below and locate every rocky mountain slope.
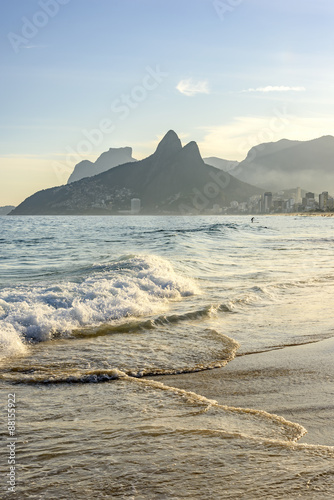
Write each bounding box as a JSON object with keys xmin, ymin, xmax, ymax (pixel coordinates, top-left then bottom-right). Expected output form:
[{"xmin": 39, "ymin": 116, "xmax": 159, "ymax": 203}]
[
  {"xmin": 11, "ymin": 131, "xmax": 263, "ymax": 215},
  {"xmin": 67, "ymin": 147, "xmax": 136, "ymax": 183},
  {"xmin": 234, "ymin": 136, "xmax": 334, "ymax": 193}
]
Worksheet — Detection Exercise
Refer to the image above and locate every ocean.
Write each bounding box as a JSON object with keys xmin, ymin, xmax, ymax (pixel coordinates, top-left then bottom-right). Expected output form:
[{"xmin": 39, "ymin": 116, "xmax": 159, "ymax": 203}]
[{"xmin": 1, "ymin": 215, "xmax": 334, "ymax": 499}]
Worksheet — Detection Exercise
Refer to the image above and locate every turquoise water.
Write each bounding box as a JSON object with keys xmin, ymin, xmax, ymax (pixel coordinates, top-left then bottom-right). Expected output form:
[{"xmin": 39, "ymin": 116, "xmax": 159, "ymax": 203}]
[{"xmin": 1, "ymin": 215, "xmax": 334, "ymax": 498}]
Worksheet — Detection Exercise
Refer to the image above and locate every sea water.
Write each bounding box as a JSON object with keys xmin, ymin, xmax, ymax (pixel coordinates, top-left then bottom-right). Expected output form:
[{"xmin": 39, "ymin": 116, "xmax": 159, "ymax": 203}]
[{"xmin": 0, "ymin": 215, "xmax": 334, "ymax": 499}]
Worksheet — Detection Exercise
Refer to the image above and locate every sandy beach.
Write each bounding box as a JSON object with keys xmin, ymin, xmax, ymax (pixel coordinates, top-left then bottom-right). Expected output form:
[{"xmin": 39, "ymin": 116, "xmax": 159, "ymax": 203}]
[
  {"xmin": 273, "ymin": 212, "xmax": 334, "ymax": 217},
  {"xmin": 153, "ymin": 336, "xmax": 334, "ymax": 447}
]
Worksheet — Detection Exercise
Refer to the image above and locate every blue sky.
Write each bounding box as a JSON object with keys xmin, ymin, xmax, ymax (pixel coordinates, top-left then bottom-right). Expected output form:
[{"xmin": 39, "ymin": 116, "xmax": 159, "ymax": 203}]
[{"xmin": 1, "ymin": 0, "xmax": 334, "ymax": 204}]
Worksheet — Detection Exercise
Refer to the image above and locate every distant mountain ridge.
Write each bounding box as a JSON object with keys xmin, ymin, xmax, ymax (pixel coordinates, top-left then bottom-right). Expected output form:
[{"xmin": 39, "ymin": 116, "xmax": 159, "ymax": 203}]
[
  {"xmin": 0, "ymin": 205, "xmax": 15, "ymax": 215},
  {"xmin": 67, "ymin": 147, "xmax": 136, "ymax": 183},
  {"xmin": 233, "ymin": 135, "xmax": 334, "ymax": 193},
  {"xmin": 204, "ymin": 157, "xmax": 239, "ymax": 174},
  {"xmin": 11, "ymin": 131, "xmax": 263, "ymax": 215}
]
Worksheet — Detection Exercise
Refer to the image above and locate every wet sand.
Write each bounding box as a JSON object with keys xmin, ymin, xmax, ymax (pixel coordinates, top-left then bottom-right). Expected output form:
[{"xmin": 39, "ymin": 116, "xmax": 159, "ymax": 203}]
[{"xmin": 151, "ymin": 336, "xmax": 334, "ymax": 447}]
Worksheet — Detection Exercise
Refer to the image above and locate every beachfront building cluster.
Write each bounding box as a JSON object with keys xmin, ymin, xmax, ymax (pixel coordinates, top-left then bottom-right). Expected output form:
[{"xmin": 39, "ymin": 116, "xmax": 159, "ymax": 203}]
[{"xmin": 214, "ymin": 188, "xmax": 334, "ymax": 214}]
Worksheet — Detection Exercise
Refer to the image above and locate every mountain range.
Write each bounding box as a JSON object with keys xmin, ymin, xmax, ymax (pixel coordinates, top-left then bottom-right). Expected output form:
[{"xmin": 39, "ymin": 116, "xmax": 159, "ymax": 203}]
[
  {"xmin": 68, "ymin": 147, "xmax": 136, "ymax": 183},
  {"xmin": 9, "ymin": 132, "xmax": 334, "ymax": 216},
  {"xmin": 10, "ymin": 131, "xmax": 262, "ymax": 215},
  {"xmin": 220, "ymin": 136, "xmax": 334, "ymax": 194}
]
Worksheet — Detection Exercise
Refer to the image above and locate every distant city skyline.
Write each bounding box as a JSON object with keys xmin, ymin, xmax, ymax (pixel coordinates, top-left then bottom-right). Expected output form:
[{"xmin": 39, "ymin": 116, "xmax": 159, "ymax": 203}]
[{"xmin": 1, "ymin": 0, "xmax": 334, "ymax": 205}]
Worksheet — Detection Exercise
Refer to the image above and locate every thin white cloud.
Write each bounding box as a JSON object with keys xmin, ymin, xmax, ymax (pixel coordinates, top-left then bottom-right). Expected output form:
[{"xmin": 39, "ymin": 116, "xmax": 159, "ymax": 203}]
[
  {"xmin": 22, "ymin": 44, "xmax": 48, "ymax": 49},
  {"xmin": 176, "ymin": 79, "xmax": 210, "ymax": 97},
  {"xmin": 244, "ymin": 86, "xmax": 306, "ymax": 93}
]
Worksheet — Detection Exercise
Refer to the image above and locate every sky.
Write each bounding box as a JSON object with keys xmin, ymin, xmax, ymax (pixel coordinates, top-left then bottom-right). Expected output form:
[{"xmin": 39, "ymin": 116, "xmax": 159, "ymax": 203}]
[{"xmin": 1, "ymin": 0, "xmax": 334, "ymax": 205}]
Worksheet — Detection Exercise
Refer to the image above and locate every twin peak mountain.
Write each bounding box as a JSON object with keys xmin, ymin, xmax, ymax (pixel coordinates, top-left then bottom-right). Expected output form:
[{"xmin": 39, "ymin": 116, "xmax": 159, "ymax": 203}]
[{"xmin": 11, "ymin": 131, "xmax": 261, "ymax": 215}]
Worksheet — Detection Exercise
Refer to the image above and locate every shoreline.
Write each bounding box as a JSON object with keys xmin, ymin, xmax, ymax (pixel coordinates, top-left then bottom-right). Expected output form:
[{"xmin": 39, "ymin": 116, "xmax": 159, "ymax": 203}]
[
  {"xmin": 4, "ymin": 211, "xmax": 334, "ymax": 217},
  {"xmin": 270, "ymin": 212, "xmax": 334, "ymax": 217},
  {"xmin": 149, "ymin": 336, "xmax": 334, "ymax": 447}
]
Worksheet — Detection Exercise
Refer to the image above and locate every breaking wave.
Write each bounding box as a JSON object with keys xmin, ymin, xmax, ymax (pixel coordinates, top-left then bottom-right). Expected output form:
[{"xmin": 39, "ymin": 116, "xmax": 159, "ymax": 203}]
[{"xmin": 0, "ymin": 255, "xmax": 199, "ymax": 359}]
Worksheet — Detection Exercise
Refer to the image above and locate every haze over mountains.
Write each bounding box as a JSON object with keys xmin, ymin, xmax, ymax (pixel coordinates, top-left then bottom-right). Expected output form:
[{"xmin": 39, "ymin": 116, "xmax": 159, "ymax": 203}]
[
  {"xmin": 68, "ymin": 147, "xmax": 136, "ymax": 183},
  {"xmin": 8, "ymin": 132, "xmax": 334, "ymax": 215},
  {"xmin": 0, "ymin": 206, "xmax": 15, "ymax": 215},
  {"xmin": 10, "ymin": 131, "xmax": 262, "ymax": 215},
  {"xmin": 204, "ymin": 157, "xmax": 239, "ymax": 173},
  {"xmin": 207, "ymin": 136, "xmax": 334, "ymax": 194}
]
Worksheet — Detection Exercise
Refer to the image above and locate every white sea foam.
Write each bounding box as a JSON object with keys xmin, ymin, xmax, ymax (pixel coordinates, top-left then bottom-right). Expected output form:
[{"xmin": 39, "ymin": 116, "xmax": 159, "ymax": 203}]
[
  {"xmin": 0, "ymin": 255, "xmax": 198, "ymax": 357},
  {"xmin": 0, "ymin": 322, "xmax": 27, "ymax": 360}
]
